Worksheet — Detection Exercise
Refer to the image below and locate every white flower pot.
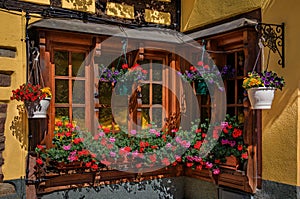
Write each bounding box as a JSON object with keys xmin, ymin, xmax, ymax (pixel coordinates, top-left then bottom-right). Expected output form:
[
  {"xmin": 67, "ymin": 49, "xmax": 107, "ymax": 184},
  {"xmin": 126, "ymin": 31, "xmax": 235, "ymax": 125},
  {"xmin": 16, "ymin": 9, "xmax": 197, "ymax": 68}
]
[
  {"xmin": 247, "ymin": 87, "xmax": 276, "ymax": 109},
  {"xmin": 25, "ymin": 97, "xmax": 51, "ymax": 118}
]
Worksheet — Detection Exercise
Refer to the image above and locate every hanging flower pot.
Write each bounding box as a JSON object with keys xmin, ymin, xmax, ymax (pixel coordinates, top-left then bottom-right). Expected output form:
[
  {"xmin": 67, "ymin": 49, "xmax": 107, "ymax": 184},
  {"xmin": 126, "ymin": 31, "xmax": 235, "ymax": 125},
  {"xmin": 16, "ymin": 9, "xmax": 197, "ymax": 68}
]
[
  {"xmin": 11, "ymin": 83, "xmax": 52, "ymax": 118},
  {"xmin": 194, "ymin": 80, "xmax": 208, "ymax": 95},
  {"xmin": 25, "ymin": 97, "xmax": 51, "ymax": 118},
  {"xmin": 242, "ymin": 71, "xmax": 285, "ymax": 109},
  {"xmin": 247, "ymin": 87, "xmax": 276, "ymax": 109}
]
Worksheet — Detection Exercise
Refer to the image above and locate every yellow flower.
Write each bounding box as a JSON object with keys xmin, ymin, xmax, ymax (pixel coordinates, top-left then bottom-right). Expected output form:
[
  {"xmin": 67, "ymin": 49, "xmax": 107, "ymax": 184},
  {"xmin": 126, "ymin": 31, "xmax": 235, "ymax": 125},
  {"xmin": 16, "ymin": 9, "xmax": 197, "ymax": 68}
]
[{"xmin": 41, "ymin": 87, "xmax": 52, "ymax": 98}]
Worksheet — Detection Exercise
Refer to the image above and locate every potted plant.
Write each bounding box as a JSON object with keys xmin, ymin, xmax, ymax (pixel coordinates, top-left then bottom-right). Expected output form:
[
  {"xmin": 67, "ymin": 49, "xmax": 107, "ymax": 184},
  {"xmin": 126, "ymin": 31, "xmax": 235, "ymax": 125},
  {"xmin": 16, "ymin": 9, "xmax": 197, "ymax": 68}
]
[
  {"xmin": 180, "ymin": 115, "xmax": 248, "ymax": 176},
  {"xmin": 178, "ymin": 61, "xmax": 224, "ymax": 95},
  {"xmin": 99, "ymin": 63, "xmax": 147, "ymax": 96},
  {"xmin": 11, "ymin": 83, "xmax": 52, "ymax": 118},
  {"xmin": 242, "ymin": 71, "xmax": 285, "ymax": 109}
]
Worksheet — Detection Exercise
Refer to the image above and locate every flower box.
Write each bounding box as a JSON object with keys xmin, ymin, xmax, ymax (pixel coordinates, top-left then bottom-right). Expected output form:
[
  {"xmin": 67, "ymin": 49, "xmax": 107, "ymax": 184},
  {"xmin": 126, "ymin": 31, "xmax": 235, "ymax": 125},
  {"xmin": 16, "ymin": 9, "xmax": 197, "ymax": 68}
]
[
  {"xmin": 220, "ymin": 155, "xmax": 239, "ymax": 170},
  {"xmin": 44, "ymin": 172, "xmax": 96, "ymax": 188}
]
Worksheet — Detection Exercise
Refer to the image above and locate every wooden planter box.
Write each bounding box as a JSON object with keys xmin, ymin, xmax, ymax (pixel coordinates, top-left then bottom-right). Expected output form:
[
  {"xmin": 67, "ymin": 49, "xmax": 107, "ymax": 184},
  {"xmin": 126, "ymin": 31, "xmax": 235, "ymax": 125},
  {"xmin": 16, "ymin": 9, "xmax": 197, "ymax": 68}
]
[{"xmin": 44, "ymin": 172, "xmax": 96, "ymax": 188}]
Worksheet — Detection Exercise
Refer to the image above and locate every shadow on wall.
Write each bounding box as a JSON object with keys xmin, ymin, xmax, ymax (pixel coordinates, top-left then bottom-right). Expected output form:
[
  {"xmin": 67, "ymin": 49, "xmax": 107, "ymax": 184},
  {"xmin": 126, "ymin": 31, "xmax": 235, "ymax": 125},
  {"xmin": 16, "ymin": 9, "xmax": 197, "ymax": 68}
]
[{"xmin": 9, "ymin": 105, "xmax": 28, "ymax": 150}]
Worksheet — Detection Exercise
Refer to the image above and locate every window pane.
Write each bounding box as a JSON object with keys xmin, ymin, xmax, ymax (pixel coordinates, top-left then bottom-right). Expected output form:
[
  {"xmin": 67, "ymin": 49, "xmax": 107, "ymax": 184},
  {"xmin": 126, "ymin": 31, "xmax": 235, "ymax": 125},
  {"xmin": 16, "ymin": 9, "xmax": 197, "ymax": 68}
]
[
  {"xmin": 152, "ymin": 108, "xmax": 162, "ymax": 127},
  {"xmin": 72, "ymin": 80, "xmax": 85, "ymax": 104},
  {"xmin": 99, "ymin": 81, "xmax": 112, "ymax": 105},
  {"xmin": 72, "ymin": 53, "xmax": 85, "ymax": 77},
  {"xmin": 55, "ymin": 79, "xmax": 69, "ymax": 103},
  {"xmin": 141, "ymin": 84, "xmax": 149, "ymax": 104},
  {"xmin": 55, "ymin": 108, "xmax": 69, "ymax": 118},
  {"xmin": 99, "ymin": 108, "xmax": 113, "ymax": 128},
  {"xmin": 141, "ymin": 108, "xmax": 150, "ymax": 129},
  {"xmin": 152, "ymin": 60, "xmax": 163, "ymax": 81},
  {"xmin": 237, "ymin": 79, "xmax": 244, "ymax": 104},
  {"xmin": 237, "ymin": 107, "xmax": 244, "ymax": 124},
  {"xmin": 73, "ymin": 107, "xmax": 85, "ymax": 128},
  {"xmin": 54, "ymin": 51, "xmax": 68, "ymax": 76},
  {"xmin": 153, "ymin": 84, "xmax": 162, "ymax": 104},
  {"xmin": 226, "ymin": 80, "xmax": 235, "ymax": 104},
  {"xmin": 139, "ymin": 59, "xmax": 150, "ymax": 81},
  {"xmin": 227, "ymin": 107, "xmax": 235, "ymax": 117},
  {"xmin": 237, "ymin": 51, "xmax": 245, "ymax": 76}
]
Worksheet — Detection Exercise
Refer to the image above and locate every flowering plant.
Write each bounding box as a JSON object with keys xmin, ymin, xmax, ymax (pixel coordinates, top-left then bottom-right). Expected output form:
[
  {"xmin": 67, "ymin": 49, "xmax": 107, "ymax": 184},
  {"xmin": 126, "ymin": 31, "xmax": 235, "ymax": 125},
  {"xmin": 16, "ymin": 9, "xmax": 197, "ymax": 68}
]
[
  {"xmin": 221, "ymin": 65, "xmax": 235, "ymax": 79},
  {"xmin": 178, "ymin": 61, "xmax": 224, "ymax": 92},
  {"xmin": 242, "ymin": 71, "xmax": 285, "ymax": 90},
  {"xmin": 11, "ymin": 83, "xmax": 52, "ymax": 102},
  {"xmin": 35, "ymin": 117, "xmax": 99, "ymax": 172},
  {"xmin": 99, "ymin": 63, "xmax": 147, "ymax": 83},
  {"xmin": 179, "ymin": 115, "xmax": 248, "ymax": 175}
]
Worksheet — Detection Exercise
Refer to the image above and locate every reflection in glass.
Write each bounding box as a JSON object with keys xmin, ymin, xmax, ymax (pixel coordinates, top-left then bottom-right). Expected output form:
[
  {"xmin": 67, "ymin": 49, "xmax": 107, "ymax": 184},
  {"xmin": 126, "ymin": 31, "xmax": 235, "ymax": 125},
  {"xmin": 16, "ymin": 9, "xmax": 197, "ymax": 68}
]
[
  {"xmin": 55, "ymin": 80, "xmax": 69, "ymax": 103},
  {"xmin": 152, "ymin": 60, "xmax": 163, "ymax": 81},
  {"xmin": 152, "ymin": 108, "xmax": 162, "ymax": 127},
  {"xmin": 55, "ymin": 108, "xmax": 69, "ymax": 118},
  {"xmin": 72, "ymin": 80, "xmax": 85, "ymax": 104},
  {"xmin": 73, "ymin": 107, "xmax": 85, "ymax": 128},
  {"xmin": 99, "ymin": 108, "xmax": 114, "ymax": 128},
  {"xmin": 153, "ymin": 84, "xmax": 162, "ymax": 104},
  {"xmin": 54, "ymin": 51, "xmax": 68, "ymax": 76},
  {"xmin": 141, "ymin": 108, "xmax": 150, "ymax": 129},
  {"xmin": 141, "ymin": 84, "xmax": 150, "ymax": 104},
  {"xmin": 72, "ymin": 53, "xmax": 85, "ymax": 77},
  {"xmin": 99, "ymin": 81, "xmax": 112, "ymax": 105},
  {"xmin": 139, "ymin": 59, "xmax": 150, "ymax": 80}
]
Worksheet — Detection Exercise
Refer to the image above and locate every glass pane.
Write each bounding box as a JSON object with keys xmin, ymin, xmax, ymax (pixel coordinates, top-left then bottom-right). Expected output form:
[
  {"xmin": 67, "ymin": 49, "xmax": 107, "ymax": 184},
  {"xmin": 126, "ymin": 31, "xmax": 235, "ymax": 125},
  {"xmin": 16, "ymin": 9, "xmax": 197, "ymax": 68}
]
[
  {"xmin": 226, "ymin": 80, "xmax": 235, "ymax": 104},
  {"xmin": 141, "ymin": 108, "xmax": 150, "ymax": 129},
  {"xmin": 200, "ymin": 108, "xmax": 209, "ymax": 122},
  {"xmin": 99, "ymin": 81, "xmax": 112, "ymax": 105},
  {"xmin": 201, "ymin": 95, "xmax": 209, "ymax": 105},
  {"xmin": 139, "ymin": 59, "xmax": 150, "ymax": 81},
  {"xmin": 237, "ymin": 107, "xmax": 244, "ymax": 125},
  {"xmin": 227, "ymin": 107, "xmax": 235, "ymax": 117},
  {"xmin": 55, "ymin": 79, "xmax": 69, "ymax": 103},
  {"xmin": 141, "ymin": 84, "xmax": 150, "ymax": 104},
  {"xmin": 55, "ymin": 108, "xmax": 69, "ymax": 118},
  {"xmin": 226, "ymin": 53, "xmax": 235, "ymax": 69},
  {"xmin": 54, "ymin": 51, "xmax": 68, "ymax": 76},
  {"xmin": 73, "ymin": 107, "xmax": 85, "ymax": 128},
  {"xmin": 237, "ymin": 51, "xmax": 245, "ymax": 76},
  {"xmin": 72, "ymin": 53, "xmax": 85, "ymax": 77},
  {"xmin": 153, "ymin": 84, "xmax": 162, "ymax": 104},
  {"xmin": 152, "ymin": 60, "xmax": 163, "ymax": 81},
  {"xmin": 152, "ymin": 108, "xmax": 162, "ymax": 127},
  {"xmin": 237, "ymin": 79, "xmax": 244, "ymax": 104},
  {"xmin": 72, "ymin": 80, "xmax": 85, "ymax": 104},
  {"xmin": 99, "ymin": 108, "xmax": 113, "ymax": 128}
]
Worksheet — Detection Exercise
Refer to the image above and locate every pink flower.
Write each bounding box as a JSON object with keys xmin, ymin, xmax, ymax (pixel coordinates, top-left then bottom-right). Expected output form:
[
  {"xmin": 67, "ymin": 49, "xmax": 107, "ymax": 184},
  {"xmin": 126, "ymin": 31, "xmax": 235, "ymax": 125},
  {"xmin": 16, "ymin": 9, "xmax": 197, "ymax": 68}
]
[
  {"xmin": 205, "ymin": 162, "xmax": 213, "ymax": 169},
  {"xmin": 63, "ymin": 145, "xmax": 71, "ymax": 151},
  {"xmin": 130, "ymin": 130, "xmax": 137, "ymax": 135},
  {"xmin": 98, "ymin": 131, "xmax": 105, "ymax": 137},
  {"xmin": 166, "ymin": 143, "xmax": 172, "ymax": 148},
  {"xmin": 110, "ymin": 151, "xmax": 116, "ymax": 157},
  {"xmin": 109, "ymin": 137, "xmax": 116, "ymax": 143},
  {"xmin": 213, "ymin": 168, "xmax": 220, "ymax": 175}
]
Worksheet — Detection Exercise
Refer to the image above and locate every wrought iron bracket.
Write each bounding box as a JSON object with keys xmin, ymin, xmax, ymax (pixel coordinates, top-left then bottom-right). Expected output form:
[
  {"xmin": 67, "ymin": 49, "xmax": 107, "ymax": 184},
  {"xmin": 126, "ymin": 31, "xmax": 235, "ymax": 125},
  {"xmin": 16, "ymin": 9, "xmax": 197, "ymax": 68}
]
[{"xmin": 256, "ymin": 22, "xmax": 285, "ymax": 68}]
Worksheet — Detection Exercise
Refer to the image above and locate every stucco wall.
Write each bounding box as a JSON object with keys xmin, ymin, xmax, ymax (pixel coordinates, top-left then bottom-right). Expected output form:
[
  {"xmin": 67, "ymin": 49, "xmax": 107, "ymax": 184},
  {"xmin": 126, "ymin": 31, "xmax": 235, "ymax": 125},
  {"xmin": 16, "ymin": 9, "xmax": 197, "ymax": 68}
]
[
  {"xmin": 261, "ymin": 0, "xmax": 300, "ymax": 186},
  {"xmin": 0, "ymin": 10, "xmax": 28, "ymax": 180},
  {"xmin": 181, "ymin": 0, "xmax": 300, "ymax": 186}
]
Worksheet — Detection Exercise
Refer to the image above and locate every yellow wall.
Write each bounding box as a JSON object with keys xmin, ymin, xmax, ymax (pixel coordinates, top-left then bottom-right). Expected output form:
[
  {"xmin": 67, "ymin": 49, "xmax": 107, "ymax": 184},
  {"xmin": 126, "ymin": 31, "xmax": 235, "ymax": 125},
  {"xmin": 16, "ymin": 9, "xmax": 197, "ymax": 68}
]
[
  {"xmin": 181, "ymin": 0, "xmax": 269, "ymax": 32},
  {"xmin": 182, "ymin": 0, "xmax": 300, "ymax": 186},
  {"xmin": 261, "ymin": 0, "xmax": 300, "ymax": 186},
  {"xmin": 0, "ymin": 10, "xmax": 28, "ymax": 180}
]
